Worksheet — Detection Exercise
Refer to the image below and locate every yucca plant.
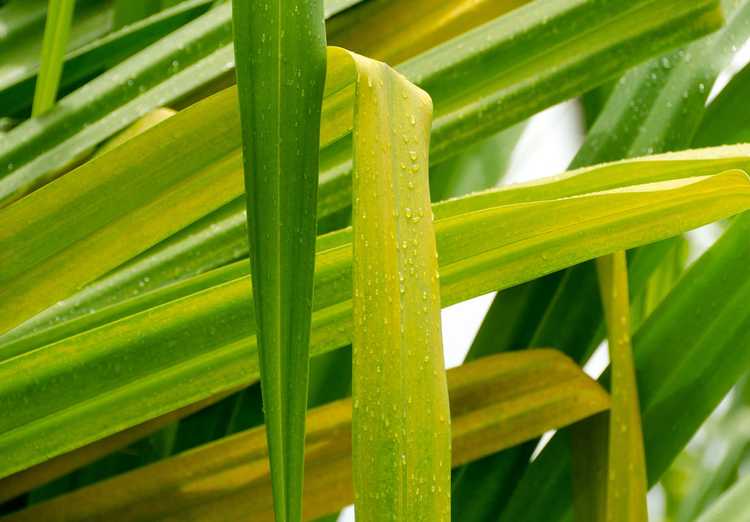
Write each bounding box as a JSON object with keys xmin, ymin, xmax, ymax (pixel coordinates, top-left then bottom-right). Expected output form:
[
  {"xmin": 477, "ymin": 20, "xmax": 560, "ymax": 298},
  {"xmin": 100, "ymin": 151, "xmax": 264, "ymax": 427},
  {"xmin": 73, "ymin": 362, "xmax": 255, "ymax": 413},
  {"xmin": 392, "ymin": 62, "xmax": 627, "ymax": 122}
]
[{"xmin": 2, "ymin": 0, "xmax": 750, "ymax": 520}]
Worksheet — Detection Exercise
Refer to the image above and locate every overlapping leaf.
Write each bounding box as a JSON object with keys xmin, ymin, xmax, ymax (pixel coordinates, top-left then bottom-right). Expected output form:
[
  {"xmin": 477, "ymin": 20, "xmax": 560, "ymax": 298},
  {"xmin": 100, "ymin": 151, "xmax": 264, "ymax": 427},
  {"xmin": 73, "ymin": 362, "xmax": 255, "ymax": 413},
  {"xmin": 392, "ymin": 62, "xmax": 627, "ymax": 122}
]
[{"xmin": 1, "ymin": 146, "xmax": 749, "ymax": 479}]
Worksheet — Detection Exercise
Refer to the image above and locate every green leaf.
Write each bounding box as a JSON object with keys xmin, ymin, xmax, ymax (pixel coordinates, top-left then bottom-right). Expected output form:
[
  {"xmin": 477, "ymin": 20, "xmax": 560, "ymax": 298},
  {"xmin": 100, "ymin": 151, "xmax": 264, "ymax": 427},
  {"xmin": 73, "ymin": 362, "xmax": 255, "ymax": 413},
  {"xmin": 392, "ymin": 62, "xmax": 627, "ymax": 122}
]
[
  {"xmin": 1, "ymin": 149, "xmax": 749, "ymax": 480},
  {"xmin": 112, "ymin": 0, "xmax": 161, "ymax": 30},
  {"xmin": 496, "ymin": 213, "xmax": 750, "ymax": 522},
  {"xmin": 6, "ymin": 145, "xmax": 750, "ymax": 350},
  {"xmin": 1, "ymin": 0, "xmax": 112, "ymax": 116},
  {"xmin": 429, "ymin": 122, "xmax": 525, "ymax": 203},
  {"xmin": 327, "ymin": 0, "xmax": 530, "ymax": 64},
  {"xmin": 571, "ymin": 413, "xmax": 609, "ymax": 522},
  {"xmin": 451, "ymin": 237, "xmax": 680, "ymax": 522},
  {"xmin": 694, "ymin": 472, "xmax": 750, "ymax": 522},
  {"xmin": 595, "ymin": 252, "xmax": 649, "ymax": 521},
  {"xmin": 231, "ymin": 1, "xmax": 327, "ymax": 520},
  {"xmin": 694, "ymin": 60, "xmax": 750, "ymax": 148},
  {"xmin": 0, "ymin": 0, "xmax": 214, "ymax": 118},
  {"xmin": 32, "ymin": 0, "xmax": 76, "ymax": 116},
  {"xmin": 4, "ymin": 0, "xmax": 728, "ymax": 343},
  {"xmin": 0, "ymin": 350, "xmax": 609, "ymax": 521},
  {"xmin": 1, "ymin": 2, "xmax": 237, "ymax": 206},
  {"xmin": 674, "ymin": 378, "xmax": 750, "ymax": 522},
  {"xmin": 0, "ymin": 0, "xmax": 722, "ymax": 207},
  {"xmin": 0, "ymin": 87, "xmax": 246, "ymax": 335},
  {"xmin": 460, "ymin": 3, "xmax": 750, "ymax": 516},
  {"xmin": 347, "ymin": 50, "xmax": 449, "ymax": 520},
  {"xmin": 0, "ymin": 392, "xmax": 228, "ymax": 504}
]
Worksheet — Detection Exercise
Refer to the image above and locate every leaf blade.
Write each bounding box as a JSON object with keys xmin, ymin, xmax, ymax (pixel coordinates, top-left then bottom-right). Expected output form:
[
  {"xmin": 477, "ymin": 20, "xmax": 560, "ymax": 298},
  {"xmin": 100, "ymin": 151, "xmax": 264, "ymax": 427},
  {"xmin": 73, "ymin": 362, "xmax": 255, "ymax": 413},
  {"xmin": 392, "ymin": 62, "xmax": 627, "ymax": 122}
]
[
  {"xmin": 231, "ymin": 2, "xmax": 327, "ymax": 520},
  {"xmin": 32, "ymin": 0, "xmax": 76, "ymax": 116},
  {"xmin": 348, "ymin": 50, "xmax": 449, "ymax": 520}
]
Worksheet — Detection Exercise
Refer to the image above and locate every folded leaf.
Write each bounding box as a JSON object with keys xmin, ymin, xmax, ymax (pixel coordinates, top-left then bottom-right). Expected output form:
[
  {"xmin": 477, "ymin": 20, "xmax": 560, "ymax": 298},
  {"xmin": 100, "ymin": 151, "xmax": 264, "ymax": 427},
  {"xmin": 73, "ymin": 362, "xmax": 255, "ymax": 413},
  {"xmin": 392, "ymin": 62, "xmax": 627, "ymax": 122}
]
[{"xmin": 347, "ymin": 50, "xmax": 449, "ymax": 520}]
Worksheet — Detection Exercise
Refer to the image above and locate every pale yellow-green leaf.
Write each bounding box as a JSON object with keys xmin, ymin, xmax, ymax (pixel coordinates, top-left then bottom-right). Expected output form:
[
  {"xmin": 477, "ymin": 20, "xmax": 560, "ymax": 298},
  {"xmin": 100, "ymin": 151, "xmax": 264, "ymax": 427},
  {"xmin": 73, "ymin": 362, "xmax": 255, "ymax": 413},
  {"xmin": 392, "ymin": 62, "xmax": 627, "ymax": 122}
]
[
  {"xmin": 95, "ymin": 108, "xmax": 176, "ymax": 156},
  {"xmin": 0, "ymin": 350, "xmax": 609, "ymax": 522},
  {"xmin": 348, "ymin": 50, "xmax": 449, "ymax": 521},
  {"xmin": 0, "ymin": 390, "xmax": 233, "ymax": 503},
  {"xmin": 596, "ymin": 252, "xmax": 649, "ymax": 522}
]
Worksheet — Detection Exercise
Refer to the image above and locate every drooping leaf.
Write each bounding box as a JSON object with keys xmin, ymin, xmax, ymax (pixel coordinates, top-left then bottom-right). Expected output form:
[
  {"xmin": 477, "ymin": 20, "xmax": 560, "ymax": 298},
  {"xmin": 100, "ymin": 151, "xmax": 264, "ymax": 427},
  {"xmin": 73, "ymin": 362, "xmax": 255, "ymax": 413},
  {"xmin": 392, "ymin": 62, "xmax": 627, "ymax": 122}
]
[
  {"xmin": 347, "ymin": 50, "xmax": 449, "ymax": 520},
  {"xmin": 0, "ymin": 350, "xmax": 609, "ymax": 521},
  {"xmin": 231, "ymin": 1, "xmax": 327, "ymax": 520}
]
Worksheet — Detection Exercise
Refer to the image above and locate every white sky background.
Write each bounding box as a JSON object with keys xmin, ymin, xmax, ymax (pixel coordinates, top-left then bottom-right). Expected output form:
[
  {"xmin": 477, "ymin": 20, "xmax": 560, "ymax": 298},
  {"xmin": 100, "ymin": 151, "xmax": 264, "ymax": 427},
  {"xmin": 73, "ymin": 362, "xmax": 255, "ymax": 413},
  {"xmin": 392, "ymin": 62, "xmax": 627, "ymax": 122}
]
[{"xmin": 339, "ymin": 41, "xmax": 750, "ymax": 521}]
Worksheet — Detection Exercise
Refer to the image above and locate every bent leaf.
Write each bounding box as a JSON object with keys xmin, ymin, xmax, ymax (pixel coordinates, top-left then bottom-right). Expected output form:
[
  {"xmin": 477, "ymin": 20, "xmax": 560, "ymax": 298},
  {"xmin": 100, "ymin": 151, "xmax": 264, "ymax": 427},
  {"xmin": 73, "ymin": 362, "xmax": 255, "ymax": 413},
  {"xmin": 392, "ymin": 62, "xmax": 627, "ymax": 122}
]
[{"xmin": 347, "ymin": 51, "xmax": 449, "ymax": 520}]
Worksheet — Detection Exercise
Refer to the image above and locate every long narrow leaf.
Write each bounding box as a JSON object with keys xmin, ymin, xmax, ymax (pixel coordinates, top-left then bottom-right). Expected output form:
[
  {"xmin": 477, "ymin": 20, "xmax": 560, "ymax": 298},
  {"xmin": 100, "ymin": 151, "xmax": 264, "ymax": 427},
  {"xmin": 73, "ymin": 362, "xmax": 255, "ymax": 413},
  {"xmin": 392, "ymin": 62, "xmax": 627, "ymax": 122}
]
[
  {"xmin": 596, "ymin": 252, "xmax": 649, "ymax": 521},
  {"xmin": 694, "ymin": 473, "xmax": 750, "ymax": 522},
  {"xmin": 6, "ymin": 145, "xmax": 750, "ymax": 349},
  {"xmin": 0, "ymin": 0, "xmax": 214, "ymax": 117},
  {"xmin": 232, "ymin": 2, "xmax": 327, "ymax": 520},
  {"xmin": 460, "ymin": 2, "xmax": 750, "ymax": 516},
  {"xmin": 0, "ymin": 0, "xmax": 722, "ymax": 206},
  {"xmin": 32, "ymin": 0, "xmax": 75, "ymax": 115}
]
